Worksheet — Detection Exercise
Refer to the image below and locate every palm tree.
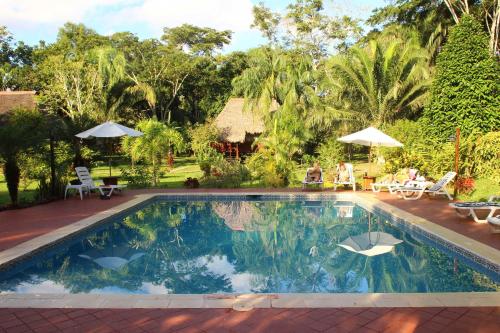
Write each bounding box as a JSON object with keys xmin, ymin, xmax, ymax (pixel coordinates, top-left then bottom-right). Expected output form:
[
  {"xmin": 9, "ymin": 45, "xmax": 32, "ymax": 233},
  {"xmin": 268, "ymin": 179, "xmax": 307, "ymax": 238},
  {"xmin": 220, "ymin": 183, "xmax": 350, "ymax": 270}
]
[
  {"xmin": 122, "ymin": 119, "xmax": 185, "ymax": 185},
  {"xmin": 326, "ymin": 37, "xmax": 430, "ymax": 127}
]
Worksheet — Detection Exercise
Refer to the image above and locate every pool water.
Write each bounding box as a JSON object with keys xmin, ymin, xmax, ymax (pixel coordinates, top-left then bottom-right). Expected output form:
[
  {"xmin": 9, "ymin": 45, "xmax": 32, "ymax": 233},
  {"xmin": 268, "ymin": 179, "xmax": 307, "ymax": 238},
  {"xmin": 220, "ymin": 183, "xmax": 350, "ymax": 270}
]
[{"xmin": 0, "ymin": 199, "xmax": 499, "ymax": 294}]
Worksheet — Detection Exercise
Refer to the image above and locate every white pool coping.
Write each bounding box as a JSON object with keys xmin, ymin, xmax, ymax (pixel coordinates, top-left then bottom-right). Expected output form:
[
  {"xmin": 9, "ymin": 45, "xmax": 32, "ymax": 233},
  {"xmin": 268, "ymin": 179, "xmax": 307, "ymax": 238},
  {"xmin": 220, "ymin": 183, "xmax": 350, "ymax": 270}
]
[{"xmin": 0, "ymin": 192, "xmax": 499, "ymax": 308}]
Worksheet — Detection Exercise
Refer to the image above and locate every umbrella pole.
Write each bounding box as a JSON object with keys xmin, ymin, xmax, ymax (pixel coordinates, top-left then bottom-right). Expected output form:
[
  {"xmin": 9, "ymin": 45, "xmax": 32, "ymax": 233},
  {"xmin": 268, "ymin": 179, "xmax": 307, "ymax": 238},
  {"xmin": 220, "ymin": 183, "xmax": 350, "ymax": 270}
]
[
  {"xmin": 108, "ymin": 139, "xmax": 112, "ymax": 177},
  {"xmin": 368, "ymin": 143, "xmax": 372, "ymax": 176}
]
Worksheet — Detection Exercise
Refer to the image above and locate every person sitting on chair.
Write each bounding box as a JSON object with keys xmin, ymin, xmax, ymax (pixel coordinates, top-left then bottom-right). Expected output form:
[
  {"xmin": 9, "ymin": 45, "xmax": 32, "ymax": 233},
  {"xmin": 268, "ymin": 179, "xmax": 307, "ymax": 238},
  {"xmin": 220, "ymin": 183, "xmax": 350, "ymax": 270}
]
[
  {"xmin": 307, "ymin": 162, "xmax": 322, "ymax": 182},
  {"xmin": 337, "ymin": 161, "xmax": 350, "ymax": 182}
]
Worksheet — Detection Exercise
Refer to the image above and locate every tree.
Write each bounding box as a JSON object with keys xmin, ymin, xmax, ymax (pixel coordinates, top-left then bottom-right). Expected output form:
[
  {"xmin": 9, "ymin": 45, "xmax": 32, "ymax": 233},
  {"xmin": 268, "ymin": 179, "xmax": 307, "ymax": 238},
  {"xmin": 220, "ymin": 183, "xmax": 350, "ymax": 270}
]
[
  {"xmin": 251, "ymin": 0, "xmax": 361, "ymax": 61},
  {"xmin": 122, "ymin": 119, "xmax": 185, "ymax": 186},
  {"xmin": 91, "ymin": 47, "xmax": 156, "ymax": 122},
  {"xmin": 424, "ymin": 15, "xmax": 500, "ymax": 139},
  {"xmin": 162, "ymin": 24, "xmax": 232, "ymax": 57},
  {"xmin": 326, "ymin": 37, "xmax": 430, "ymax": 127},
  {"xmin": 233, "ymin": 48, "xmax": 317, "ymax": 183},
  {"xmin": 0, "ymin": 109, "xmax": 45, "ymax": 205}
]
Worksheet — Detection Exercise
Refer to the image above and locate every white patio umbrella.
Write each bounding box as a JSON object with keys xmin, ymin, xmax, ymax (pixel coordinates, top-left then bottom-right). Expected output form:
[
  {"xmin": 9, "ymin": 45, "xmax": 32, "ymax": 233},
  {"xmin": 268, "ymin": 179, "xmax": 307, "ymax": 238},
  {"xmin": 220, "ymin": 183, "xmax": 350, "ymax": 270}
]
[
  {"xmin": 337, "ymin": 127, "xmax": 403, "ymax": 175},
  {"xmin": 76, "ymin": 121, "xmax": 143, "ymax": 176},
  {"xmin": 78, "ymin": 245, "xmax": 145, "ymax": 271},
  {"xmin": 338, "ymin": 232, "xmax": 402, "ymax": 257}
]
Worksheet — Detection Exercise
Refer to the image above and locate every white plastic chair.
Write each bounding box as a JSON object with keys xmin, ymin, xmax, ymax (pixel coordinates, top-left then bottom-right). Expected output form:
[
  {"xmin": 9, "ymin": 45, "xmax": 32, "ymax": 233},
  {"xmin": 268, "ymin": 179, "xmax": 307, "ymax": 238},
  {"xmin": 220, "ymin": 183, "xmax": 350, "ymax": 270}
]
[
  {"xmin": 334, "ymin": 163, "xmax": 356, "ymax": 191},
  {"xmin": 302, "ymin": 168, "xmax": 324, "ymax": 189},
  {"xmin": 396, "ymin": 171, "xmax": 456, "ymax": 200}
]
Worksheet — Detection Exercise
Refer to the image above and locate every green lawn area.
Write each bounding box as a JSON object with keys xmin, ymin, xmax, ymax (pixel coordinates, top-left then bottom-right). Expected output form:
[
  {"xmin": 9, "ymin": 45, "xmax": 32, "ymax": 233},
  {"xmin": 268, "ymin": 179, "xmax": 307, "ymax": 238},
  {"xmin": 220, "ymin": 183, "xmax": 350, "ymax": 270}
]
[{"xmin": 1, "ymin": 156, "xmax": 496, "ymax": 207}]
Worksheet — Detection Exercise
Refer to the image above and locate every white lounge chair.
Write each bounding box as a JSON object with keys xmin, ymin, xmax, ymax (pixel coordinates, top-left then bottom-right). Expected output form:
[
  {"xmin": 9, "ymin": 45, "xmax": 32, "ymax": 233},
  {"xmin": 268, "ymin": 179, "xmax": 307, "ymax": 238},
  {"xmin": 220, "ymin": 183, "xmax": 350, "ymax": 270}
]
[
  {"xmin": 334, "ymin": 163, "xmax": 356, "ymax": 191},
  {"xmin": 396, "ymin": 171, "xmax": 457, "ymax": 200},
  {"xmin": 450, "ymin": 195, "xmax": 500, "ymax": 224},
  {"xmin": 487, "ymin": 215, "xmax": 500, "ymax": 233},
  {"xmin": 72, "ymin": 167, "xmax": 126, "ymax": 198},
  {"xmin": 372, "ymin": 169, "xmax": 422, "ymax": 194},
  {"xmin": 302, "ymin": 168, "xmax": 324, "ymax": 189}
]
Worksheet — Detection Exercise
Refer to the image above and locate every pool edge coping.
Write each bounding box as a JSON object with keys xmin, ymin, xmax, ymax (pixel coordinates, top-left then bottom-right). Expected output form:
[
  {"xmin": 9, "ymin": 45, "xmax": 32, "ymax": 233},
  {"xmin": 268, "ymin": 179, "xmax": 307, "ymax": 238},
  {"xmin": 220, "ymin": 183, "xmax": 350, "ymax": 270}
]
[
  {"xmin": 0, "ymin": 191, "xmax": 499, "ymax": 308},
  {"xmin": 1, "ymin": 292, "xmax": 499, "ymax": 308}
]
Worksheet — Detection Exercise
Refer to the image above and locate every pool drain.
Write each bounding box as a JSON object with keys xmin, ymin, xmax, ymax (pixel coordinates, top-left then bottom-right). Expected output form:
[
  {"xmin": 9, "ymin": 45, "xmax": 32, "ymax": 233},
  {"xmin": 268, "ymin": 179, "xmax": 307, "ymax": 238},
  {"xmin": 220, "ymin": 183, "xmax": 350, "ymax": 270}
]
[{"xmin": 232, "ymin": 301, "xmax": 254, "ymax": 312}]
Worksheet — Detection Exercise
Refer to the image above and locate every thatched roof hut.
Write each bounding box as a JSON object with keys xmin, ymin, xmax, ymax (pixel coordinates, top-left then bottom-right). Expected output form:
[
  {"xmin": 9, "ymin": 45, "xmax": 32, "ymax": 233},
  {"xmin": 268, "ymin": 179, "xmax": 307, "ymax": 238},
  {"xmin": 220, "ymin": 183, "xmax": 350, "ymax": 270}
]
[
  {"xmin": 215, "ymin": 97, "xmax": 278, "ymax": 143},
  {"xmin": 0, "ymin": 91, "xmax": 36, "ymax": 114}
]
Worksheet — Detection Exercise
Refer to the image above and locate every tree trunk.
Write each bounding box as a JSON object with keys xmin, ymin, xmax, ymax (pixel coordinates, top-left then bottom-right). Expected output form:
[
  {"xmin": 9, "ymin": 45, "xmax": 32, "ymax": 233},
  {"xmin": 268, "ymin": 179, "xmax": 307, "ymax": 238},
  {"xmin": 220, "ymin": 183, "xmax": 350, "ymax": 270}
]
[
  {"xmin": 4, "ymin": 156, "xmax": 20, "ymax": 206},
  {"xmin": 49, "ymin": 135, "xmax": 57, "ymax": 197}
]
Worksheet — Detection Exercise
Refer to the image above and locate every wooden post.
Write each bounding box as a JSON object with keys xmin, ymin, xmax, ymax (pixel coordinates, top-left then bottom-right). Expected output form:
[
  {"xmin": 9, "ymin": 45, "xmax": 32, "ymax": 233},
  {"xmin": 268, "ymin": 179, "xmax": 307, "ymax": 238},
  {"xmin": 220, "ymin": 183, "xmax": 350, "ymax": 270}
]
[
  {"xmin": 453, "ymin": 127, "xmax": 460, "ymax": 198},
  {"xmin": 236, "ymin": 143, "xmax": 239, "ymax": 159}
]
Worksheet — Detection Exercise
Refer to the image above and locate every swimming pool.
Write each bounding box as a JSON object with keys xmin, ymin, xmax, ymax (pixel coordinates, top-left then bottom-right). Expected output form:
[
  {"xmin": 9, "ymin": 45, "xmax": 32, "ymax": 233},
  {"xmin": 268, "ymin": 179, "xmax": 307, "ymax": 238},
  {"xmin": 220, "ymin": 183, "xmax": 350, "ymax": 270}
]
[{"xmin": 1, "ymin": 196, "xmax": 499, "ymax": 294}]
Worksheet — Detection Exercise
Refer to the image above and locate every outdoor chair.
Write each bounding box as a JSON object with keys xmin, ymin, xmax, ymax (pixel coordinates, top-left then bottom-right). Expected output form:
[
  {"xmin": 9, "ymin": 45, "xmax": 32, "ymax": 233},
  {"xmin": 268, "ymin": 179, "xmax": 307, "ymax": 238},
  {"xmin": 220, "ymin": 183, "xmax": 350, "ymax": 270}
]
[
  {"xmin": 372, "ymin": 168, "xmax": 423, "ymax": 194},
  {"xmin": 487, "ymin": 215, "xmax": 500, "ymax": 233},
  {"xmin": 302, "ymin": 168, "xmax": 324, "ymax": 189},
  {"xmin": 395, "ymin": 171, "xmax": 457, "ymax": 200},
  {"xmin": 450, "ymin": 195, "xmax": 500, "ymax": 224},
  {"xmin": 333, "ymin": 163, "xmax": 356, "ymax": 191},
  {"xmin": 68, "ymin": 167, "xmax": 126, "ymax": 199}
]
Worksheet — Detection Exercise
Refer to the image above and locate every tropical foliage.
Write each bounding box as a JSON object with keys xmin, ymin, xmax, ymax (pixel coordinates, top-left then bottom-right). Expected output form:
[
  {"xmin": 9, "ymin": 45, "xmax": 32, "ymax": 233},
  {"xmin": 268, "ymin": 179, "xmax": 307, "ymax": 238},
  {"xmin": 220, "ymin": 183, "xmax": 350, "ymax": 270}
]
[
  {"xmin": 122, "ymin": 119, "xmax": 185, "ymax": 186},
  {"xmin": 424, "ymin": 15, "xmax": 500, "ymax": 139},
  {"xmin": 0, "ymin": 0, "xmax": 499, "ymax": 204}
]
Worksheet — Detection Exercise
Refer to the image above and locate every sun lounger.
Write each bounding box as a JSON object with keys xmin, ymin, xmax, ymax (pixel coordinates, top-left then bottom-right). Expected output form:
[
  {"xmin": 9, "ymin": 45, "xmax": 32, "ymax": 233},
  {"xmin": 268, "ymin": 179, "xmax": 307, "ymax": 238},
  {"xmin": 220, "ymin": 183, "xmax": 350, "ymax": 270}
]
[
  {"xmin": 372, "ymin": 169, "xmax": 423, "ymax": 194},
  {"xmin": 396, "ymin": 171, "xmax": 456, "ymax": 200},
  {"xmin": 450, "ymin": 196, "xmax": 500, "ymax": 224},
  {"xmin": 69, "ymin": 167, "xmax": 126, "ymax": 199},
  {"xmin": 334, "ymin": 163, "xmax": 356, "ymax": 191},
  {"xmin": 302, "ymin": 168, "xmax": 323, "ymax": 189},
  {"xmin": 487, "ymin": 215, "xmax": 500, "ymax": 233}
]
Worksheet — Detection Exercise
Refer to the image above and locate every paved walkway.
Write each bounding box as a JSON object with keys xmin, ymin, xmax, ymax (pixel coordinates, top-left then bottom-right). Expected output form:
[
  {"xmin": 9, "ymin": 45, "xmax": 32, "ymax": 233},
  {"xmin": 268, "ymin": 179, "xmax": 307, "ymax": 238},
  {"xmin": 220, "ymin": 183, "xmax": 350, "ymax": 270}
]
[
  {"xmin": 1, "ymin": 306, "xmax": 499, "ymax": 333},
  {"xmin": 0, "ymin": 188, "xmax": 499, "ymax": 332}
]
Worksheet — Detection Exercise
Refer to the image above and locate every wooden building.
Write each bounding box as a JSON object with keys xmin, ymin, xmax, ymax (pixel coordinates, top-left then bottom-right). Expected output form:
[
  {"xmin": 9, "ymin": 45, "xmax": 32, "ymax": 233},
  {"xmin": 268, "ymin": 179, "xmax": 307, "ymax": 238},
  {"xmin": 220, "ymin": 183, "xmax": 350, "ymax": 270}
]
[{"xmin": 214, "ymin": 97, "xmax": 277, "ymax": 158}]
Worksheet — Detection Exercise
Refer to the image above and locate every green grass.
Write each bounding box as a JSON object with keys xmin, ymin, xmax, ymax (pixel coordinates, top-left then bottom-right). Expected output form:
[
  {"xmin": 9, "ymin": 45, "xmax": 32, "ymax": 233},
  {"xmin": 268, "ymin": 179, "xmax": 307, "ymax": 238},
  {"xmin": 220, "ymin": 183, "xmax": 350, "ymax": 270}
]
[{"xmin": 1, "ymin": 156, "xmax": 496, "ymax": 207}]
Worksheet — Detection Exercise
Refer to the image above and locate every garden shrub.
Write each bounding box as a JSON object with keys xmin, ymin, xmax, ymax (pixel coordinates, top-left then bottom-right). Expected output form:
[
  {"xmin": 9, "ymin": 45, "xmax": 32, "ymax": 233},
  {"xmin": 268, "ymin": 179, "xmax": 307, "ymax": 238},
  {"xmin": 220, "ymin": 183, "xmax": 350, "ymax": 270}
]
[
  {"xmin": 316, "ymin": 136, "xmax": 346, "ymax": 171},
  {"xmin": 120, "ymin": 165, "xmax": 155, "ymax": 188},
  {"xmin": 424, "ymin": 15, "xmax": 500, "ymax": 140},
  {"xmin": 189, "ymin": 122, "xmax": 224, "ymax": 177},
  {"xmin": 202, "ymin": 159, "xmax": 250, "ymax": 188},
  {"xmin": 246, "ymin": 149, "xmax": 296, "ymax": 187},
  {"xmin": 465, "ymin": 131, "xmax": 500, "ymax": 183}
]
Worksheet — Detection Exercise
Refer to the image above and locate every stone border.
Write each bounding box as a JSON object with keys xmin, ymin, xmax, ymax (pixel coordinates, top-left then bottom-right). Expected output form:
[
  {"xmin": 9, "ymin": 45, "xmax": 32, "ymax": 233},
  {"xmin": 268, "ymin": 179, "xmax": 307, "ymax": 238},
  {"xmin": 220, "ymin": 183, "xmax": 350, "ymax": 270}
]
[
  {"xmin": 0, "ymin": 293, "xmax": 499, "ymax": 309},
  {"xmin": 0, "ymin": 192, "xmax": 499, "ymax": 308}
]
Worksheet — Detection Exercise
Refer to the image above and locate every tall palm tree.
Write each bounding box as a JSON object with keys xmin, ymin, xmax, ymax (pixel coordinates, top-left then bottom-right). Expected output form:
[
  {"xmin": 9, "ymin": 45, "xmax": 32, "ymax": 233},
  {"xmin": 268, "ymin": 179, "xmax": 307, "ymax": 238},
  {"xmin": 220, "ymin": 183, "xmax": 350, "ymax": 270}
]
[{"xmin": 326, "ymin": 37, "xmax": 431, "ymax": 127}]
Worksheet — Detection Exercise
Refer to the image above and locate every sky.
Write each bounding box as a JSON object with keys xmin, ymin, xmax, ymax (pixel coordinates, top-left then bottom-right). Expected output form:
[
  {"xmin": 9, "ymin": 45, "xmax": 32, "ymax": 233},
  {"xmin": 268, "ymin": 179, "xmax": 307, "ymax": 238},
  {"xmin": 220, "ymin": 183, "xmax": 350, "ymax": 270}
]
[{"xmin": 0, "ymin": 0, "xmax": 386, "ymax": 52}]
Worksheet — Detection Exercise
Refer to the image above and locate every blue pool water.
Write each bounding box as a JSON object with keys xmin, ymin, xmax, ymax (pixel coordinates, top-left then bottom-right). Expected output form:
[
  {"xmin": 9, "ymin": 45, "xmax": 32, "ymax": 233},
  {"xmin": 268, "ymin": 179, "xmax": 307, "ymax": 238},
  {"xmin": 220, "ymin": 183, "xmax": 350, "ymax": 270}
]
[{"xmin": 0, "ymin": 198, "xmax": 498, "ymax": 294}]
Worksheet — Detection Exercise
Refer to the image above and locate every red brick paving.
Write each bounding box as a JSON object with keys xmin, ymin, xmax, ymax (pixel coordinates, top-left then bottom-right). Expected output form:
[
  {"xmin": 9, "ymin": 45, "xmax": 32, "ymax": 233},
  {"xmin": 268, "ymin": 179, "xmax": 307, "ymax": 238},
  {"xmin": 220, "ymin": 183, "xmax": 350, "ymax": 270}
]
[
  {"xmin": 1, "ymin": 188, "xmax": 499, "ymax": 332},
  {"xmin": 0, "ymin": 307, "xmax": 499, "ymax": 333}
]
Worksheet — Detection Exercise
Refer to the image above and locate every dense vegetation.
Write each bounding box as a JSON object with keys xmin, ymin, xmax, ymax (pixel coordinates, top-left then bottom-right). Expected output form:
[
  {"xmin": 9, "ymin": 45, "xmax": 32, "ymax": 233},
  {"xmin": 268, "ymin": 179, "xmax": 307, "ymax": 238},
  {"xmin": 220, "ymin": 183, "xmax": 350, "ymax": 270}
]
[{"xmin": 0, "ymin": 0, "xmax": 499, "ymax": 206}]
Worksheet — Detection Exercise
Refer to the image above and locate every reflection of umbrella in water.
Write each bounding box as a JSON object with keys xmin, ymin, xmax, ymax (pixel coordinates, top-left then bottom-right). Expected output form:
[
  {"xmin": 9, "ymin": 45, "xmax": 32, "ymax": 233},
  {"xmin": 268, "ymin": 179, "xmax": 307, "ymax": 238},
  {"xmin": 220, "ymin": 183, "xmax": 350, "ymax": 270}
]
[
  {"xmin": 213, "ymin": 201, "xmax": 262, "ymax": 231},
  {"xmin": 338, "ymin": 232, "xmax": 402, "ymax": 257},
  {"xmin": 78, "ymin": 245, "xmax": 145, "ymax": 270}
]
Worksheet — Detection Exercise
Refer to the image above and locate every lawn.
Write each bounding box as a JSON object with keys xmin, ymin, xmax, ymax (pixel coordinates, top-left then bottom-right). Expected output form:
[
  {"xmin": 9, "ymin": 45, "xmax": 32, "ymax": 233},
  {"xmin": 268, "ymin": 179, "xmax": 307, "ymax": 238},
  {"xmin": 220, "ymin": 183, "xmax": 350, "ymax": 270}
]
[{"xmin": 1, "ymin": 156, "xmax": 496, "ymax": 207}]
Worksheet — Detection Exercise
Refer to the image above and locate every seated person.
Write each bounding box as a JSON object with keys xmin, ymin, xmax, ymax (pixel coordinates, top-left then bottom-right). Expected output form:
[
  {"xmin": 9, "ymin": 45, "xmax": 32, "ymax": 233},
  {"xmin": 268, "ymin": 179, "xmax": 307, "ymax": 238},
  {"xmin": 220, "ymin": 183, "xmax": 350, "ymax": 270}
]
[
  {"xmin": 306, "ymin": 162, "xmax": 322, "ymax": 182},
  {"xmin": 336, "ymin": 161, "xmax": 350, "ymax": 182}
]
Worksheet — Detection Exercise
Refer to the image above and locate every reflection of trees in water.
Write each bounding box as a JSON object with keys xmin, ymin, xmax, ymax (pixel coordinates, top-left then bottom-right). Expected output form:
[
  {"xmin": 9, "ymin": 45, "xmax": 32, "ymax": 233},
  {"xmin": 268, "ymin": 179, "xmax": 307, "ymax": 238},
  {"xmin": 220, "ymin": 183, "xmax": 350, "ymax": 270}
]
[{"xmin": 1, "ymin": 200, "xmax": 498, "ymax": 294}]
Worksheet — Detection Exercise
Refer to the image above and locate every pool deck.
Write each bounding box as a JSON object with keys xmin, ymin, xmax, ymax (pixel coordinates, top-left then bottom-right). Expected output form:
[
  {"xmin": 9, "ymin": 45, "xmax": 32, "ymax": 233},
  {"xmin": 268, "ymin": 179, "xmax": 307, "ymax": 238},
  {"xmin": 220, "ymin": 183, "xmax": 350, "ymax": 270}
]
[{"xmin": 0, "ymin": 188, "xmax": 499, "ymax": 332}]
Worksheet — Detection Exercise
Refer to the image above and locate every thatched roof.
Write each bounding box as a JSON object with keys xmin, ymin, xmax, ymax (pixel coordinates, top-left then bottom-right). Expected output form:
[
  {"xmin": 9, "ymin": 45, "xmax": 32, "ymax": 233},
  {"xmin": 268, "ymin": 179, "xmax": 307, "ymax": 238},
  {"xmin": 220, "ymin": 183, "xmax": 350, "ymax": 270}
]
[
  {"xmin": 0, "ymin": 91, "xmax": 36, "ymax": 114},
  {"xmin": 215, "ymin": 98, "xmax": 278, "ymax": 143}
]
